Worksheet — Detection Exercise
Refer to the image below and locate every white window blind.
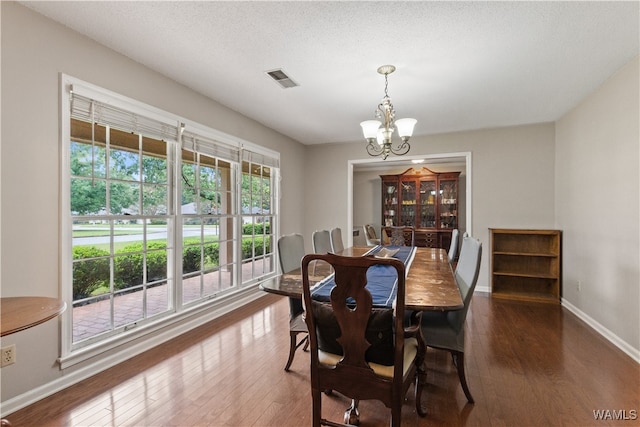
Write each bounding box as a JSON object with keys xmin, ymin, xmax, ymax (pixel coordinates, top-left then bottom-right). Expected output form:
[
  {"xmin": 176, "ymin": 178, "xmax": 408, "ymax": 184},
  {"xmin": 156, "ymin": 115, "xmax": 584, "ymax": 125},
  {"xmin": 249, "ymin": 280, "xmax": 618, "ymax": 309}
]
[
  {"xmin": 241, "ymin": 148, "xmax": 280, "ymax": 169},
  {"xmin": 70, "ymin": 90, "xmax": 179, "ymax": 143},
  {"xmin": 182, "ymin": 130, "xmax": 240, "ymax": 164}
]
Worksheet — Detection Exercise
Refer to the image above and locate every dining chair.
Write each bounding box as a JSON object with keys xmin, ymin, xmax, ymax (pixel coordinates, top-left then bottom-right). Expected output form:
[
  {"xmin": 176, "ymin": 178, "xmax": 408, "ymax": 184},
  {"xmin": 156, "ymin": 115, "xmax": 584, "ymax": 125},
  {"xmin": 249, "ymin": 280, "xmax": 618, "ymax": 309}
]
[
  {"xmin": 363, "ymin": 224, "xmax": 381, "ymax": 246},
  {"xmin": 420, "ymin": 234, "xmax": 482, "ymax": 403},
  {"xmin": 448, "ymin": 229, "xmax": 460, "ymax": 265},
  {"xmin": 384, "ymin": 226, "xmax": 415, "ymax": 246},
  {"xmin": 277, "ymin": 233, "xmax": 309, "ymax": 371},
  {"xmin": 301, "ymin": 252, "xmax": 426, "ymax": 427},
  {"xmin": 312, "ymin": 230, "xmax": 332, "ymax": 254},
  {"xmin": 330, "ymin": 227, "xmax": 344, "ymax": 253}
]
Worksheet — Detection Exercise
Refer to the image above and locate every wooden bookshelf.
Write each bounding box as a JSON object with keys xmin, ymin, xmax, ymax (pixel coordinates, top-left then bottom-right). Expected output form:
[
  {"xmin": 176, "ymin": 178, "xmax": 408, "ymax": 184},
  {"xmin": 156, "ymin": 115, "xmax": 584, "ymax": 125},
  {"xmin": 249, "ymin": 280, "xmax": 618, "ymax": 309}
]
[{"xmin": 489, "ymin": 229, "xmax": 562, "ymax": 303}]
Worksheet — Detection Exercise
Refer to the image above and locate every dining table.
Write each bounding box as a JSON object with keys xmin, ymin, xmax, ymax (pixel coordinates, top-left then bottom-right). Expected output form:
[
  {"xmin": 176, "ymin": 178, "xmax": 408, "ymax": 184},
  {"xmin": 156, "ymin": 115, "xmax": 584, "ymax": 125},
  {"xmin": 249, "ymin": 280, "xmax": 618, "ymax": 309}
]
[{"xmin": 260, "ymin": 245, "xmax": 463, "ymax": 311}]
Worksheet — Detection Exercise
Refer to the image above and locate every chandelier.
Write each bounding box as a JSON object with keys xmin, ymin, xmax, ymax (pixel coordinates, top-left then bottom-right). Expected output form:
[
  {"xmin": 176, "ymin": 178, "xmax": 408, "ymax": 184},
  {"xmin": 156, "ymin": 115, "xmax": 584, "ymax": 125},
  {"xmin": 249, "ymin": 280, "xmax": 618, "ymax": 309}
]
[{"xmin": 360, "ymin": 65, "xmax": 417, "ymax": 160}]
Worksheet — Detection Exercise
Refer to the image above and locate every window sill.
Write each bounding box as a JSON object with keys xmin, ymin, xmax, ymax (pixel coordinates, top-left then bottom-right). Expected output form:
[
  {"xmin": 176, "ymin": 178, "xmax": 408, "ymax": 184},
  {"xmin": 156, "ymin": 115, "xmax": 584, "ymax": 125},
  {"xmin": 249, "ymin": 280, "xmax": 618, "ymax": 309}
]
[{"xmin": 59, "ymin": 284, "xmax": 263, "ymax": 370}]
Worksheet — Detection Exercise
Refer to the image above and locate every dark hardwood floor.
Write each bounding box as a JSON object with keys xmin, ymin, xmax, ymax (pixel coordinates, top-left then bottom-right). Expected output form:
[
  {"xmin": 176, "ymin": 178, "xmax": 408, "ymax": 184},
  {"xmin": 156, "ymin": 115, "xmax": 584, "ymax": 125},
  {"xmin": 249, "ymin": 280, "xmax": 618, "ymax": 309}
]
[{"xmin": 5, "ymin": 292, "xmax": 639, "ymax": 426}]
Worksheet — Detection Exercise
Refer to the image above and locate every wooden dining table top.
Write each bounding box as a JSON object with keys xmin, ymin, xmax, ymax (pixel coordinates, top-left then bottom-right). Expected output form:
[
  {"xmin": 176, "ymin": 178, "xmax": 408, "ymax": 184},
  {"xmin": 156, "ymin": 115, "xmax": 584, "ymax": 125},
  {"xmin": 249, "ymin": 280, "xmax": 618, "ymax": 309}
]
[
  {"xmin": 1, "ymin": 296, "xmax": 67, "ymax": 337},
  {"xmin": 260, "ymin": 246, "xmax": 463, "ymax": 311}
]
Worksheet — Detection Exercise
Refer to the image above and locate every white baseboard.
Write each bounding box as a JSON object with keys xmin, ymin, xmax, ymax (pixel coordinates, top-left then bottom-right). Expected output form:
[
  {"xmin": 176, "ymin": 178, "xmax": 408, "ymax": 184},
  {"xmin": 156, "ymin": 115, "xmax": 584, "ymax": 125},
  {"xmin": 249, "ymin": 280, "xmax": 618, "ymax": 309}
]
[
  {"xmin": 475, "ymin": 285, "xmax": 490, "ymax": 293},
  {"xmin": 561, "ymin": 298, "xmax": 640, "ymax": 363}
]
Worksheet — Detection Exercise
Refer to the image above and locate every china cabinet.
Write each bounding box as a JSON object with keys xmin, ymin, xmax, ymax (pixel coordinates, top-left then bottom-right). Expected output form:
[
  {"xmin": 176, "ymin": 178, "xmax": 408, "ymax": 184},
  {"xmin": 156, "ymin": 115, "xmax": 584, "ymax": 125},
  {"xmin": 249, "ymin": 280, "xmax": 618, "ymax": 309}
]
[
  {"xmin": 489, "ymin": 229, "xmax": 562, "ymax": 303},
  {"xmin": 380, "ymin": 167, "xmax": 460, "ymax": 248}
]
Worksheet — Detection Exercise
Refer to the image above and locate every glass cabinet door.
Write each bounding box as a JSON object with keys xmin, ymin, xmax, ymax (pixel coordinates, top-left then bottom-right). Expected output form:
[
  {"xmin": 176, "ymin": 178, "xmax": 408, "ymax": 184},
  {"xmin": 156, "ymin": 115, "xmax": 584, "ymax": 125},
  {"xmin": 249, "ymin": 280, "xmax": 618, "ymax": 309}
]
[
  {"xmin": 400, "ymin": 180, "xmax": 416, "ymax": 226},
  {"xmin": 439, "ymin": 178, "xmax": 458, "ymax": 229},
  {"xmin": 419, "ymin": 179, "xmax": 436, "ymax": 228},
  {"xmin": 382, "ymin": 181, "xmax": 398, "ymax": 227}
]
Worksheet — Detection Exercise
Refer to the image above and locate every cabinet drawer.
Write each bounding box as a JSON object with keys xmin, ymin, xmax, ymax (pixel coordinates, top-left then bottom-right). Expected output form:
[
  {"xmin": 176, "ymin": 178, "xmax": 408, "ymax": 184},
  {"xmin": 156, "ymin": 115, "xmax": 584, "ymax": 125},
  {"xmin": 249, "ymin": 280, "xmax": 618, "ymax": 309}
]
[{"xmin": 415, "ymin": 232, "xmax": 438, "ymax": 248}]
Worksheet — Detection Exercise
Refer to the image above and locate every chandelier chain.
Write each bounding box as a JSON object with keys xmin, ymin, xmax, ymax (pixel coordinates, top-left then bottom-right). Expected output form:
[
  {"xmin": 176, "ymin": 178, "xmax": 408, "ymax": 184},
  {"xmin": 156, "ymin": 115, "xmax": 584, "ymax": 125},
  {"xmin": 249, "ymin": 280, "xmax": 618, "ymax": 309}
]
[{"xmin": 384, "ymin": 73, "xmax": 389, "ymax": 98}]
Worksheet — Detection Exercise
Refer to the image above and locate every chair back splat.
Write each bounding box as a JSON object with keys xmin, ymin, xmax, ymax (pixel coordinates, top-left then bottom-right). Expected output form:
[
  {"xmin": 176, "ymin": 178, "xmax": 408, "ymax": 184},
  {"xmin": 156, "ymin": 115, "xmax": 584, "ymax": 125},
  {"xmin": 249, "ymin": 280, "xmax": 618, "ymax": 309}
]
[
  {"xmin": 363, "ymin": 224, "xmax": 381, "ymax": 246},
  {"xmin": 330, "ymin": 227, "xmax": 345, "ymax": 253},
  {"xmin": 312, "ymin": 230, "xmax": 332, "ymax": 254},
  {"xmin": 302, "ymin": 252, "xmax": 426, "ymax": 426},
  {"xmin": 454, "ymin": 235, "xmax": 482, "ymax": 326},
  {"xmin": 448, "ymin": 229, "xmax": 460, "ymax": 265},
  {"xmin": 384, "ymin": 226, "xmax": 415, "ymax": 246},
  {"xmin": 278, "ymin": 233, "xmax": 305, "ymax": 274},
  {"xmin": 277, "ymin": 233, "xmax": 309, "ymax": 371}
]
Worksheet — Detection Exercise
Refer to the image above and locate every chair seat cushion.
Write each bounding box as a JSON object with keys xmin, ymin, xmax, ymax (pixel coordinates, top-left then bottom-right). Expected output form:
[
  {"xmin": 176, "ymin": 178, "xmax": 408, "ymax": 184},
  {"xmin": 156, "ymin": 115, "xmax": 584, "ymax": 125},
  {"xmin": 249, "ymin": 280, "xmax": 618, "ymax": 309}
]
[
  {"xmin": 420, "ymin": 310, "xmax": 449, "ymax": 327},
  {"xmin": 319, "ymin": 337, "xmax": 418, "ymax": 379},
  {"xmin": 312, "ymin": 300, "xmax": 395, "ymax": 366},
  {"xmin": 290, "ymin": 311, "xmax": 308, "ymax": 333},
  {"xmin": 420, "ymin": 310, "xmax": 464, "ymax": 352}
]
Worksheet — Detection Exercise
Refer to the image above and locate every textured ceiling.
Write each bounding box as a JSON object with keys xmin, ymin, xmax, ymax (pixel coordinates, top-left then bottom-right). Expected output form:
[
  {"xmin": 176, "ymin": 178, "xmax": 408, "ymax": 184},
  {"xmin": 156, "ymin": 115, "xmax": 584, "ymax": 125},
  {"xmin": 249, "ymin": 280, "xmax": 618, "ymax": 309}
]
[{"xmin": 22, "ymin": 1, "xmax": 640, "ymax": 145}]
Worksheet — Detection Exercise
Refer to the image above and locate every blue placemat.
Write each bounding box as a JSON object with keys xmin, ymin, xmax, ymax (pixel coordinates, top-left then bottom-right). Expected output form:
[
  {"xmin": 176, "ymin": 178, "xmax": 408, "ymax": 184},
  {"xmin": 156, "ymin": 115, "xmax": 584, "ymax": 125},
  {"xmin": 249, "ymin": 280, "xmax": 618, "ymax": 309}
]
[{"xmin": 310, "ymin": 246, "xmax": 416, "ymax": 308}]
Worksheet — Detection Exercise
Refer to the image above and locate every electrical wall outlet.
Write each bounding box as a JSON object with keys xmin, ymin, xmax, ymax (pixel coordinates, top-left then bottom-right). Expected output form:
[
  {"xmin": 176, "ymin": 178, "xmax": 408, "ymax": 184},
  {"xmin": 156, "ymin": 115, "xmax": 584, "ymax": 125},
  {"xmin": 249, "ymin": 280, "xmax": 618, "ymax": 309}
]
[
  {"xmin": 1, "ymin": 344, "xmax": 16, "ymax": 367},
  {"xmin": 577, "ymin": 280, "xmax": 582, "ymax": 292}
]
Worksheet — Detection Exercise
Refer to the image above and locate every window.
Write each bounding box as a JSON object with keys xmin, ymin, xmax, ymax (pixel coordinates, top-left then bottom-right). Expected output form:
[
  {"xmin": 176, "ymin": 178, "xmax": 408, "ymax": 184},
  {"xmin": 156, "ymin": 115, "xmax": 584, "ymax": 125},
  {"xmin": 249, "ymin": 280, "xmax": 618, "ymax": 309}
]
[
  {"xmin": 70, "ymin": 117, "xmax": 174, "ymax": 343},
  {"xmin": 240, "ymin": 151, "xmax": 278, "ymax": 284},
  {"xmin": 63, "ymin": 77, "xmax": 280, "ymax": 357},
  {"xmin": 180, "ymin": 131, "xmax": 238, "ymax": 304}
]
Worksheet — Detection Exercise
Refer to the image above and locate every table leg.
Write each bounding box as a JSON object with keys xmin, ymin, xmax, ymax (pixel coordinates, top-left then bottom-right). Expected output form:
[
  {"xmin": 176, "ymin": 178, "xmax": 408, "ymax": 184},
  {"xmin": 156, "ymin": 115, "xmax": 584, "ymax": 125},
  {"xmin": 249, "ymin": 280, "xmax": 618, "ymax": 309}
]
[{"xmin": 415, "ymin": 327, "xmax": 428, "ymax": 417}]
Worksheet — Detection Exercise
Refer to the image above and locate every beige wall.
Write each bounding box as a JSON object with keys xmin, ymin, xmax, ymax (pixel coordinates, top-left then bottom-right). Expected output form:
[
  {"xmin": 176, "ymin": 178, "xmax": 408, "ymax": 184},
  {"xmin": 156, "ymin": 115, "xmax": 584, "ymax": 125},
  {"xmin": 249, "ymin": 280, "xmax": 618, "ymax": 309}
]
[
  {"xmin": 1, "ymin": 2, "xmax": 305, "ymax": 402},
  {"xmin": 556, "ymin": 57, "xmax": 640, "ymax": 351}
]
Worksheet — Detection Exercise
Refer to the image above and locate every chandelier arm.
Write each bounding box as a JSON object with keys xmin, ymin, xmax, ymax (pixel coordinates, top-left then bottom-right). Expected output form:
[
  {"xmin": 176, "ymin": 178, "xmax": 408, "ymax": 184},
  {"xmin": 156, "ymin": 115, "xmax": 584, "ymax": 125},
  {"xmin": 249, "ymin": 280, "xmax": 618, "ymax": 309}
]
[
  {"xmin": 367, "ymin": 141, "xmax": 397, "ymax": 160},
  {"xmin": 366, "ymin": 140, "xmax": 384, "ymax": 156},
  {"xmin": 389, "ymin": 140, "xmax": 411, "ymax": 156}
]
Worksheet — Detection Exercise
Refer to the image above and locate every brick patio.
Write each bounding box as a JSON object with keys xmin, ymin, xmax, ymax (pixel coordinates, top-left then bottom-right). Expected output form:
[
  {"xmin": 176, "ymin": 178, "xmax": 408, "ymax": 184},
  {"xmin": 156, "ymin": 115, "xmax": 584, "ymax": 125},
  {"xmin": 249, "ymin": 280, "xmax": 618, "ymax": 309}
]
[{"xmin": 72, "ymin": 257, "xmax": 272, "ymax": 342}]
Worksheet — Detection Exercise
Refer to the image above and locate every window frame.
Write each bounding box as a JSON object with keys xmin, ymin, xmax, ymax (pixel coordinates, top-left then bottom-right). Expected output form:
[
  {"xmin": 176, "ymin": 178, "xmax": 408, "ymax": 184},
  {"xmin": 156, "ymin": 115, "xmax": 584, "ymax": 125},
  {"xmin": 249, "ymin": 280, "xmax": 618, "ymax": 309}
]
[{"xmin": 60, "ymin": 74, "xmax": 280, "ymax": 367}]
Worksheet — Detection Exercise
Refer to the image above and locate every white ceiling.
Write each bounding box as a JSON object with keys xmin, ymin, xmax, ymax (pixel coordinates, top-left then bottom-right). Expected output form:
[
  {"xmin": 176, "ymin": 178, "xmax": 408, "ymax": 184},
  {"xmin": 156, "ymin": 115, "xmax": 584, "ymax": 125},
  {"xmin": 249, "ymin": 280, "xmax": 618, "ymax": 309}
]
[{"xmin": 22, "ymin": 1, "xmax": 639, "ymax": 146}]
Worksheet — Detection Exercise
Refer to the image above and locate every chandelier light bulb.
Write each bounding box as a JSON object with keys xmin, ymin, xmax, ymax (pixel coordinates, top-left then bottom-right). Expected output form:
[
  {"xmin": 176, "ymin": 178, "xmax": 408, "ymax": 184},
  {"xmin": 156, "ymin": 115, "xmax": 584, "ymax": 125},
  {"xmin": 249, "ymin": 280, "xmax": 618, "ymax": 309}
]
[
  {"xmin": 360, "ymin": 120, "xmax": 382, "ymax": 140},
  {"xmin": 395, "ymin": 118, "xmax": 417, "ymax": 139}
]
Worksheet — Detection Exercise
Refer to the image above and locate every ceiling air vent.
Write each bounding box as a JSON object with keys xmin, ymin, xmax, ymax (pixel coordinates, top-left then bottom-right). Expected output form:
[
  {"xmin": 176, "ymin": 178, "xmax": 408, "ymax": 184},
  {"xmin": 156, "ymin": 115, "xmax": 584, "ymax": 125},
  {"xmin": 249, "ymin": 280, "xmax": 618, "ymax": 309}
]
[{"xmin": 265, "ymin": 68, "xmax": 299, "ymax": 89}]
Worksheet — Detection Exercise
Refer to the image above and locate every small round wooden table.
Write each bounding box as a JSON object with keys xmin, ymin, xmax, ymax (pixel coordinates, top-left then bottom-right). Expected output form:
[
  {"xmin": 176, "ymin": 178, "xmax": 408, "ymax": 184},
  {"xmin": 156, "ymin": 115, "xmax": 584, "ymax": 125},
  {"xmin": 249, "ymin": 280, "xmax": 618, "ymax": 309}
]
[
  {"xmin": 0, "ymin": 297, "xmax": 66, "ymax": 427},
  {"xmin": 1, "ymin": 296, "xmax": 67, "ymax": 337}
]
